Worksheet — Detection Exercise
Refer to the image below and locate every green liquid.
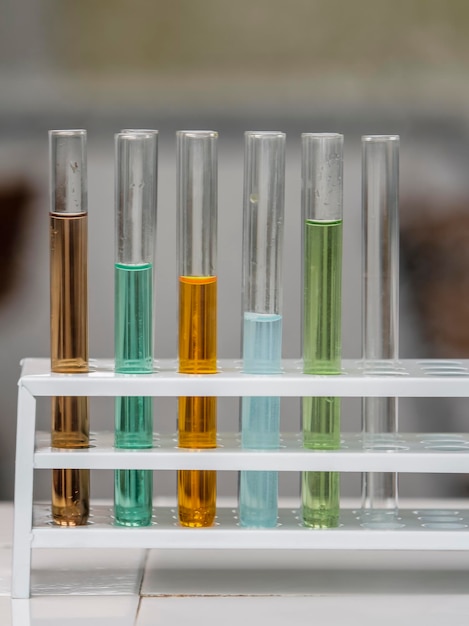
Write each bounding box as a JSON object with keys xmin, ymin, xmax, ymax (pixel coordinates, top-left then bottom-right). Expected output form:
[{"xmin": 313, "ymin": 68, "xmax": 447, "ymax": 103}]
[
  {"xmin": 302, "ymin": 219, "xmax": 342, "ymax": 528},
  {"xmin": 115, "ymin": 262, "xmax": 153, "ymax": 373},
  {"xmin": 114, "ymin": 263, "xmax": 153, "ymax": 527}
]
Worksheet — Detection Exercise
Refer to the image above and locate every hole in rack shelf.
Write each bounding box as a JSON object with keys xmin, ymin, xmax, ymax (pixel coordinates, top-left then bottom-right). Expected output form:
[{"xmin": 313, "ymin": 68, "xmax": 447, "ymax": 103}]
[
  {"xmin": 424, "ymin": 444, "xmax": 469, "ymax": 451},
  {"xmin": 422, "ymin": 522, "xmax": 468, "ymax": 530},
  {"xmin": 361, "ymin": 522, "xmax": 406, "ymax": 530},
  {"xmin": 364, "ymin": 443, "xmax": 409, "ymax": 451},
  {"xmin": 425, "ymin": 371, "xmax": 469, "ymax": 377},
  {"xmin": 418, "ymin": 516, "xmax": 464, "ymax": 523},
  {"xmin": 420, "ymin": 434, "xmax": 468, "ymax": 442},
  {"xmin": 364, "ymin": 370, "xmax": 408, "ymax": 377},
  {"xmin": 422, "ymin": 366, "xmax": 467, "ymax": 372},
  {"xmin": 413, "ymin": 510, "xmax": 460, "ymax": 516},
  {"xmin": 418, "ymin": 360, "xmax": 465, "ymax": 368}
]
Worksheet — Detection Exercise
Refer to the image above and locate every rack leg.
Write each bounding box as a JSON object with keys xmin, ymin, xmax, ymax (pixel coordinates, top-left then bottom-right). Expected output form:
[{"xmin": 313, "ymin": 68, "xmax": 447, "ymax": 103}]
[
  {"xmin": 11, "ymin": 599, "xmax": 31, "ymax": 625},
  {"xmin": 12, "ymin": 385, "xmax": 36, "ymax": 599}
]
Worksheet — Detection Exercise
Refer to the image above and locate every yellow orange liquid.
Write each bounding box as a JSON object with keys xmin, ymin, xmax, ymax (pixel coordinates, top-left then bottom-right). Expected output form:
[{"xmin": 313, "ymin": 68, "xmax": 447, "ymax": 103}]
[
  {"xmin": 50, "ymin": 213, "xmax": 89, "ymax": 526},
  {"xmin": 178, "ymin": 276, "xmax": 217, "ymax": 373},
  {"xmin": 178, "ymin": 276, "xmax": 217, "ymax": 527}
]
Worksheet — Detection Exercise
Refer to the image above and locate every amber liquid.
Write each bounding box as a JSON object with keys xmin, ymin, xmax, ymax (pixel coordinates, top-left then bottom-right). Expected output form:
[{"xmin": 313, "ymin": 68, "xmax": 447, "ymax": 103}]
[
  {"xmin": 50, "ymin": 213, "xmax": 89, "ymax": 526},
  {"xmin": 178, "ymin": 276, "xmax": 217, "ymax": 527}
]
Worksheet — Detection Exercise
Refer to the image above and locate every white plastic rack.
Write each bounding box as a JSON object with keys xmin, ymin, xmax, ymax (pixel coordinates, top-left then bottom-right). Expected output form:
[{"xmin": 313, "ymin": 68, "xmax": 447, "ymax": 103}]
[{"xmin": 12, "ymin": 357, "xmax": 469, "ymax": 598}]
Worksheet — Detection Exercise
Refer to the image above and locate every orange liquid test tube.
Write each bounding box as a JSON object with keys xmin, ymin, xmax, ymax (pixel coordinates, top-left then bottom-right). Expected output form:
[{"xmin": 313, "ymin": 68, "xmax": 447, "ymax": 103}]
[{"xmin": 176, "ymin": 131, "xmax": 218, "ymax": 527}]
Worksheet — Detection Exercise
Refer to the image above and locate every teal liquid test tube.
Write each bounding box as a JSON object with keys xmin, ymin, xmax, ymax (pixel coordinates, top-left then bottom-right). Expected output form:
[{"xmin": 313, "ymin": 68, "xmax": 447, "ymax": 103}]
[
  {"xmin": 361, "ymin": 136, "xmax": 400, "ymax": 519},
  {"xmin": 301, "ymin": 133, "xmax": 343, "ymax": 529},
  {"xmin": 239, "ymin": 131, "xmax": 285, "ymax": 528},
  {"xmin": 114, "ymin": 130, "xmax": 158, "ymax": 526}
]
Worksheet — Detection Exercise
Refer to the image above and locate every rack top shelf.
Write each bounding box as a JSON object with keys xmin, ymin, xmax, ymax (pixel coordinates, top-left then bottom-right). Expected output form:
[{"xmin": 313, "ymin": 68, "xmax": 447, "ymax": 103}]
[{"xmin": 18, "ymin": 358, "xmax": 469, "ymax": 397}]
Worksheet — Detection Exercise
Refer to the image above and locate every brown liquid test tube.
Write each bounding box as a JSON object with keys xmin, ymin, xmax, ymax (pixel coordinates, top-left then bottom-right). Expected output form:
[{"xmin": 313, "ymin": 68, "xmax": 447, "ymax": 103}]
[{"xmin": 49, "ymin": 130, "xmax": 90, "ymax": 526}]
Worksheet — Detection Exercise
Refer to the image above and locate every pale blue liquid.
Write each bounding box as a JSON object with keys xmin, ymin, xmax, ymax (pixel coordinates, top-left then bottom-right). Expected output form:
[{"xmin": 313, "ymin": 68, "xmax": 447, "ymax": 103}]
[
  {"xmin": 239, "ymin": 312, "xmax": 282, "ymax": 528},
  {"xmin": 243, "ymin": 312, "xmax": 282, "ymax": 373},
  {"xmin": 114, "ymin": 263, "xmax": 153, "ymax": 527}
]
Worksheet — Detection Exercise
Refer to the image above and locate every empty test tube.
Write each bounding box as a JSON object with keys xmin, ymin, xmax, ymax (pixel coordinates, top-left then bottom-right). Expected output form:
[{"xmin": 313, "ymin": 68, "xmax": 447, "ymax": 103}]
[{"xmin": 361, "ymin": 135, "xmax": 400, "ymax": 516}]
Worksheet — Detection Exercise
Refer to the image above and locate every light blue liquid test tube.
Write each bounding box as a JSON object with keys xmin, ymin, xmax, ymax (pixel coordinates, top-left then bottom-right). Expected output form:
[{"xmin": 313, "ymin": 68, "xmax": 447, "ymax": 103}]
[{"xmin": 239, "ymin": 131, "xmax": 285, "ymax": 528}]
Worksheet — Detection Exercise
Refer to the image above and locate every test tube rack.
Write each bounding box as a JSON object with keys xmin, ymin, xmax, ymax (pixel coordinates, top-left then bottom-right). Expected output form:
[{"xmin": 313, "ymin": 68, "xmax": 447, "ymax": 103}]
[{"xmin": 12, "ymin": 357, "xmax": 469, "ymax": 598}]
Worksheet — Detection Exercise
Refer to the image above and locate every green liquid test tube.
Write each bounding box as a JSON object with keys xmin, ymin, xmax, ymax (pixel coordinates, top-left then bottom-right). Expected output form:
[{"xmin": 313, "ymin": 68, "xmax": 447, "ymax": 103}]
[
  {"xmin": 301, "ymin": 133, "xmax": 343, "ymax": 528},
  {"xmin": 114, "ymin": 130, "xmax": 158, "ymax": 527}
]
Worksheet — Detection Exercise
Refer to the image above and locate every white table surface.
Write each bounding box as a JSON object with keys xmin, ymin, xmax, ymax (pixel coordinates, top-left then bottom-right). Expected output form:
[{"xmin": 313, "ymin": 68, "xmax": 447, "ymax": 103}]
[{"xmin": 3, "ymin": 500, "xmax": 469, "ymax": 625}]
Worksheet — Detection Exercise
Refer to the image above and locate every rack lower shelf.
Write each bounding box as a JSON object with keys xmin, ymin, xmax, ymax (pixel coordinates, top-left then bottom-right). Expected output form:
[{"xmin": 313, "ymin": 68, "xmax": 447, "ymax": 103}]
[{"xmin": 31, "ymin": 504, "xmax": 469, "ymax": 551}]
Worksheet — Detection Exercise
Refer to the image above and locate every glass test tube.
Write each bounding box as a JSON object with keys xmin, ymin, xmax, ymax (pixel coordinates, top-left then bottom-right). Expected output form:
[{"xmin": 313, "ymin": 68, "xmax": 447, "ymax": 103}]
[
  {"xmin": 361, "ymin": 135, "xmax": 399, "ymax": 515},
  {"xmin": 114, "ymin": 130, "xmax": 158, "ymax": 526},
  {"xmin": 301, "ymin": 133, "xmax": 343, "ymax": 529},
  {"xmin": 49, "ymin": 130, "xmax": 89, "ymax": 526},
  {"xmin": 177, "ymin": 131, "xmax": 218, "ymax": 528},
  {"xmin": 239, "ymin": 131, "xmax": 285, "ymax": 528}
]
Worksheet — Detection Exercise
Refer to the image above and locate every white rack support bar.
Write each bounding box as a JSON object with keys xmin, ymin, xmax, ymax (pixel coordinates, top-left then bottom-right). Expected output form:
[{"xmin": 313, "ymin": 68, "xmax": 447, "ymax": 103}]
[
  {"xmin": 11, "ymin": 358, "xmax": 469, "ymax": 598},
  {"xmin": 33, "ymin": 432, "xmax": 469, "ymax": 473},
  {"xmin": 19, "ymin": 358, "xmax": 469, "ymax": 397}
]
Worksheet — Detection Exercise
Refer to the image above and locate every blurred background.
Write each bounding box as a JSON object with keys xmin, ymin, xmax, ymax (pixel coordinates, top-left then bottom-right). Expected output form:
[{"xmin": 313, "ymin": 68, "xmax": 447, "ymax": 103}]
[{"xmin": 1, "ymin": 0, "xmax": 469, "ymax": 503}]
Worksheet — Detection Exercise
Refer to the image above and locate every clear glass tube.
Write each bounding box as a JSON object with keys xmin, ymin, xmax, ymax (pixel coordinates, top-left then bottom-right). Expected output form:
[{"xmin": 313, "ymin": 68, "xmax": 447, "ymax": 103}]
[
  {"xmin": 177, "ymin": 130, "xmax": 218, "ymax": 528},
  {"xmin": 114, "ymin": 130, "xmax": 158, "ymax": 527},
  {"xmin": 361, "ymin": 135, "xmax": 400, "ymax": 516},
  {"xmin": 239, "ymin": 131, "xmax": 285, "ymax": 528},
  {"xmin": 49, "ymin": 129, "xmax": 89, "ymax": 526},
  {"xmin": 301, "ymin": 133, "xmax": 343, "ymax": 529}
]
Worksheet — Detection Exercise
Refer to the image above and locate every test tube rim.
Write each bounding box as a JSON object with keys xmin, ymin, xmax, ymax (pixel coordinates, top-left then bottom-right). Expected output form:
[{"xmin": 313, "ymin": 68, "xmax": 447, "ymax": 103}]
[
  {"xmin": 49, "ymin": 129, "xmax": 87, "ymax": 137},
  {"xmin": 245, "ymin": 131, "xmax": 285, "ymax": 138},
  {"xmin": 362, "ymin": 135, "xmax": 400, "ymax": 142},
  {"xmin": 117, "ymin": 131, "xmax": 158, "ymax": 141},
  {"xmin": 177, "ymin": 130, "xmax": 218, "ymax": 139},
  {"xmin": 301, "ymin": 132, "xmax": 343, "ymax": 139},
  {"xmin": 120, "ymin": 129, "xmax": 159, "ymax": 134}
]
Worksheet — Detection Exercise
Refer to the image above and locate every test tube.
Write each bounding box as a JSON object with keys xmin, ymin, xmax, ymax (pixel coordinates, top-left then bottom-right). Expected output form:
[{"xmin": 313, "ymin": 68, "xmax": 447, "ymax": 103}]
[
  {"xmin": 49, "ymin": 129, "xmax": 89, "ymax": 526},
  {"xmin": 239, "ymin": 131, "xmax": 285, "ymax": 528},
  {"xmin": 361, "ymin": 135, "xmax": 399, "ymax": 515},
  {"xmin": 114, "ymin": 131, "xmax": 158, "ymax": 526},
  {"xmin": 177, "ymin": 130, "xmax": 218, "ymax": 527},
  {"xmin": 301, "ymin": 133, "xmax": 343, "ymax": 529}
]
